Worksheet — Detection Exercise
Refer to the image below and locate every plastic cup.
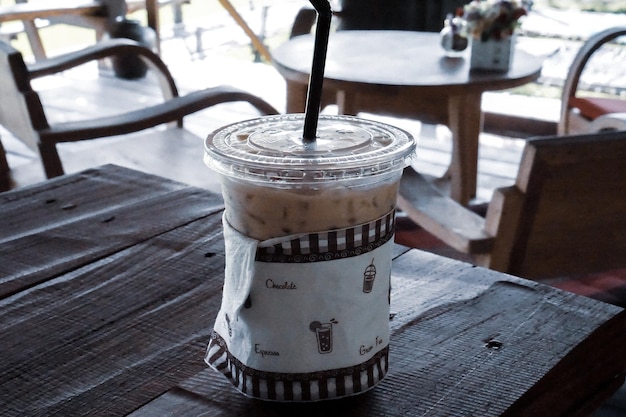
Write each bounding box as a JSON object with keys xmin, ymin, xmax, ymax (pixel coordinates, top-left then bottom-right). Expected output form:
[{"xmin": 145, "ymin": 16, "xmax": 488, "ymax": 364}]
[
  {"xmin": 204, "ymin": 114, "xmax": 415, "ymax": 401},
  {"xmin": 204, "ymin": 114, "xmax": 416, "ymax": 241}
]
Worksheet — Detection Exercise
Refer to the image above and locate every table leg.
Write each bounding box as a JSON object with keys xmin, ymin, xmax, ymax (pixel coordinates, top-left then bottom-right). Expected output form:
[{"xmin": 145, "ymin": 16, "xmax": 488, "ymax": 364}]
[
  {"xmin": 337, "ymin": 90, "xmax": 359, "ymax": 116},
  {"xmin": 285, "ymin": 81, "xmax": 308, "ymax": 113},
  {"xmin": 446, "ymin": 93, "xmax": 483, "ymax": 206},
  {"xmin": 145, "ymin": 0, "xmax": 160, "ymax": 54},
  {"xmin": 21, "ymin": 20, "xmax": 46, "ymax": 61}
]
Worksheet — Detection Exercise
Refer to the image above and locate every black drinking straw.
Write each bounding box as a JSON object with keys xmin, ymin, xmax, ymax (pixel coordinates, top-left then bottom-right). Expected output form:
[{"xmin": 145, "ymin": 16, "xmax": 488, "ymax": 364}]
[{"xmin": 303, "ymin": 0, "xmax": 332, "ymax": 142}]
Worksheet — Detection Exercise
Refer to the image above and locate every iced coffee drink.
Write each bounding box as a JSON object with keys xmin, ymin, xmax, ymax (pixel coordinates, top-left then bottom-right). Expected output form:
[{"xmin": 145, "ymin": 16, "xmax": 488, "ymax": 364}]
[
  {"xmin": 204, "ymin": 114, "xmax": 415, "ymax": 402},
  {"xmin": 205, "ymin": 114, "xmax": 414, "ymax": 241},
  {"xmin": 220, "ymin": 175, "xmax": 399, "ymax": 240}
]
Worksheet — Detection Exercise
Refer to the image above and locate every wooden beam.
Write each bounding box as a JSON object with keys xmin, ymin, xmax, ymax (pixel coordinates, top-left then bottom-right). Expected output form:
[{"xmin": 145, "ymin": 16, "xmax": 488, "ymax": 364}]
[
  {"xmin": 217, "ymin": 0, "xmax": 271, "ymax": 62},
  {"xmin": 0, "ymin": 1, "xmax": 102, "ymax": 23}
]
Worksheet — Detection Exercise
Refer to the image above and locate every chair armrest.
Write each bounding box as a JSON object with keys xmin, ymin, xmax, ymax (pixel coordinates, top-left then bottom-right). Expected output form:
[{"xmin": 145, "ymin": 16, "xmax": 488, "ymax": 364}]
[
  {"xmin": 38, "ymin": 85, "xmax": 279, "ymax": 144},
  {"xmin": 397, "ymin": 167, "xmax": 494, "ymax": 254},
  {"xmin": 28, "ymin": 38, "xmax": 178, "ymax": 99},
  {"xmin": 590, "ymin": 112, "xmax": 626, "ymax": 132},
  {"xmin": 558, "ymin": 26, "xmax": 626, "ymax": 134}
]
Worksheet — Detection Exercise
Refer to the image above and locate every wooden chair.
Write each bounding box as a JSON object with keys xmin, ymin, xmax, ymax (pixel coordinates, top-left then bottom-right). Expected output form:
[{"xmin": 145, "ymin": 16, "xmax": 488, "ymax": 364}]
[
  {"xmin": 289, "ymin": 0, "xmax": 468, "ymax": 38},
  {"xmin": 558, "ymin": 26, "xmax": 626, "ymax": 135},
  {"xmin": 0, "ymin": 37, "xmax": 278, "ymax": 182},
  {"xmin": 397, "ymin": 130, "xmax": 626, "ymax": 280}
]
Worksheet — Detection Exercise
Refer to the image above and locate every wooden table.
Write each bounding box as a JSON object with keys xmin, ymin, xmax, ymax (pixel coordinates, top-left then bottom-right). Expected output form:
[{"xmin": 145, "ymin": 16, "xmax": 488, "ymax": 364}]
[
  {"xmin": 1, "ymin": 164, "xmax": 624, "ymax": 416},
  {"xmin": 272, "ymin": 31, "xmax": 544, "ymax": 205}
]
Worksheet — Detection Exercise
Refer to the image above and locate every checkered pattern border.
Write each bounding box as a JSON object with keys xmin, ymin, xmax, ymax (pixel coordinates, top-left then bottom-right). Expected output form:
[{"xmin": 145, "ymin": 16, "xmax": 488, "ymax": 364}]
[
  {"xmin": 256, "ymin": 210, "xmax": 395, "ymax": 263},
  {"xmin": 206, "ymin": 331, "xmax": 389, "ymax": 402}
]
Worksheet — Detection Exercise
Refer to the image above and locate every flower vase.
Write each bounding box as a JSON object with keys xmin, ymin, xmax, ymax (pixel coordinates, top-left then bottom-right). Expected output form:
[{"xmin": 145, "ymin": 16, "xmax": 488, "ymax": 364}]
[
  {"xmin": 440, "ymin": 13, "xmax": 469, "ymax": 58},
  {"xmin": 470, "ymin": 36, "xmax": 514, "ymax": 72}
]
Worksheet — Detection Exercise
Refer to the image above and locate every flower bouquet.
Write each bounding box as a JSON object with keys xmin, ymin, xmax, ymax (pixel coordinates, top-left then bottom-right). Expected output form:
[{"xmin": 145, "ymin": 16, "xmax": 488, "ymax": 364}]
[
  {"xmin": 463, "ymin": 0, "xmax": 527, "ymax": 71},
  {"xmin": 464, "ymin": 0, "xmax": 527, "ymax": 41}
]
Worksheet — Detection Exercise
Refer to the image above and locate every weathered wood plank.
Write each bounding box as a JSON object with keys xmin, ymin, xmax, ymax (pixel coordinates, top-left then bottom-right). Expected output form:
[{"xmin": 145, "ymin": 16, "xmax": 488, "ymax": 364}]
[
  {"xmin": 130, "ymin": 250, "xmax": 625, "ymax": 416},
  {"xmin": 0, "ymin": 211, "xmax": 226, "ymax": 416},
  {"xmin": 398, "ymin": 168, "xmax": 493, "ymax": 253},
  {"xmin": 391, "ymin": 250, "xmax": 626, "ymax": 417},
  {"xmin": 2, "ymin": 166, "xmax": 625, "ymax": 417},
  {"xmin": 1, "ymin": 165, "xmax": 186, "ymax": 237},
  {"xmin": 0, "ymin": 165, "xmax": 224, "ymax": 298}
]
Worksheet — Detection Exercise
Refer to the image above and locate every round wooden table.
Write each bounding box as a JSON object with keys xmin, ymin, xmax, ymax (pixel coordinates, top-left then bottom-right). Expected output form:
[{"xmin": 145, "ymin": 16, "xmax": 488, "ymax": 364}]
[{"xmin": 272, "ymin": 31, "xmax": 544, "ymax": 205}]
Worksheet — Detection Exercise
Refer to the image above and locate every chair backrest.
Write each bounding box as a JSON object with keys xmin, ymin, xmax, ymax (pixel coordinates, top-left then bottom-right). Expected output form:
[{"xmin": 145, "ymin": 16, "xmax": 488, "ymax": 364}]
[
  {"xmin": 0, "ymin": 39, "xmax": 46, "ymax": 152},
  {"xmin": 337, "ymin": 0, "xmax": 467, "ymax": 32},
  {"xmin": 559, "ymin": 26, "xmax": 626, "ymax": 135},
  {"xmin": 487, "ymin": 131, "xmax": 626, "ymax": 279},
  {"xmin": 289, "ymin": 0, "xmax": 467, "ymax": 38}
]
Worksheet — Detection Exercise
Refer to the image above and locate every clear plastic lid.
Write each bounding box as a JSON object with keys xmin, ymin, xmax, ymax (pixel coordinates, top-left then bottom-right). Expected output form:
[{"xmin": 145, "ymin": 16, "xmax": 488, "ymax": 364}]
[{"xmin": 204, "ymin": 114, "xmax": 416, "ymax": 184}]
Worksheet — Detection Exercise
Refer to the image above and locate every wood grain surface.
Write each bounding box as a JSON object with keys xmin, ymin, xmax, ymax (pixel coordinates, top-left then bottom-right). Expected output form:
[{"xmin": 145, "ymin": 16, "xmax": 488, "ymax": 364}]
[{"xmin": 1, "ymin": 165, "xmax": 624, "ymax": 416}]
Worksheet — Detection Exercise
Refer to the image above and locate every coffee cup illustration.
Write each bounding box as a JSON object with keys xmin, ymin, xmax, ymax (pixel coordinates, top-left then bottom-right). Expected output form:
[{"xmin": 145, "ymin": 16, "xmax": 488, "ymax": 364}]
[{"xmin": 363, "ymin": 259, "xmax": 377, "ymax": 293}]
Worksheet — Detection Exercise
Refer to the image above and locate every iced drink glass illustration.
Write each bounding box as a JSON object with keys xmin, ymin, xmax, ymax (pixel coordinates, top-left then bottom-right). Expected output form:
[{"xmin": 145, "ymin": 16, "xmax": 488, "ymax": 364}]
[
  {"xmin": 310, "ymin": 320, "xmax": 335, "ymax": 354},
  {"xmin": 316, "ymin": 323, "xmax": 333, "ymax": 354}
]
